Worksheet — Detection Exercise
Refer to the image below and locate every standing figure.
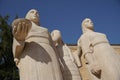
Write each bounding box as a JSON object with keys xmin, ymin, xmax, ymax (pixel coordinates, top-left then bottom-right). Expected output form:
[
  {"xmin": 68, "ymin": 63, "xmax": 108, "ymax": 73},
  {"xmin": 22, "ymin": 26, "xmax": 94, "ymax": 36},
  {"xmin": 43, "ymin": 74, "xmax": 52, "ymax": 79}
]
[
  {"xmin": 12, "ymin": 9, "xmax": 63, "ymax": 80},
  {"xmin": 51, "ymin": 30, "xmax": 82, "ymax": 80},
  {"xmin": 75, "ymin": 18, "xmax": 120, "ymax": 80}
]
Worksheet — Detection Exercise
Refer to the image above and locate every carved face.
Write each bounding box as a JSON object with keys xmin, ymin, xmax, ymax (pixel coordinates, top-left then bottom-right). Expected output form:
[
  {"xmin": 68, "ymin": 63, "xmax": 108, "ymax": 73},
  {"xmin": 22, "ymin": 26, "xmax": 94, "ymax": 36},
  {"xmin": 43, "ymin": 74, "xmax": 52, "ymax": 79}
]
[
  {"xmin": 83, "ymin": 18, "xmax": 93, "ymax": 28},
  {"xmin": 82, "ymin": 18, "xmax": 94, "ymax": 32},
  {"xmin": 26, "ymin": 9, "xmax": 39, "ymax": 23},
  {"xmin": 51, "ymin": 30, "xmax": 61, "ymax": 42}
]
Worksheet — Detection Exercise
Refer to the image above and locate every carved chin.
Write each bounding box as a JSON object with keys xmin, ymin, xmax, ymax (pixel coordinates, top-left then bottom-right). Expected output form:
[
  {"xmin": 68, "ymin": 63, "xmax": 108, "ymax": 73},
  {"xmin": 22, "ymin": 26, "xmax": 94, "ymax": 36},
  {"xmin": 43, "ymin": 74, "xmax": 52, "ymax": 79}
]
[
  {"xmin": 87, "ymin": 25, "xmax": 93, "ymax": 28},
  {"xmin": 31, "ymin": 18, "xmax": 39, "ymax": 23}
]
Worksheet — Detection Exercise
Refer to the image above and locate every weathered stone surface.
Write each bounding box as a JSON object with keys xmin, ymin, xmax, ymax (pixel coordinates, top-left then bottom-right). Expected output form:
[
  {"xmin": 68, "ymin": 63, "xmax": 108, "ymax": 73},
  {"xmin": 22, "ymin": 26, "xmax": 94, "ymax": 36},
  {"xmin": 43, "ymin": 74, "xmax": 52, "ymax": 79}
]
[
  {"xmin": 73, "ymin": 18, "xmax": 120, "ymax": 80},
  {"xmin": 12, "ymin": 9, "xmax": 63, "ymax": 80},
  {"xmin": 68, "ymin": 44, "xmax": 120, "ymax": 80},
  {"xmin": 51, "ymin": 30, "xmax": 82, "ymax": 80}
]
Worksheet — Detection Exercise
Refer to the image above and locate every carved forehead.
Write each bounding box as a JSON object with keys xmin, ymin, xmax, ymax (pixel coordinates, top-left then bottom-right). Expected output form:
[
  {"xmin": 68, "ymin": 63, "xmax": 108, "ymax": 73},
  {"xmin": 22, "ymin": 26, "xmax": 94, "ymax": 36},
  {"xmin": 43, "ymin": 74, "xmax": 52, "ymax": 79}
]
[
  {"xmin": 25, "ymin": 9, "xmax": 39, "ymax": 19},
  {"xmin": 51, "ymin": 30, "xmax": 61, "ymax": 35},
  {"xmin": 83, "ymin": 18, "xmax": 91, "ymax": 22},
  {"xmin": 28, "ymin": 9, "xmax": 38, "ymax": 13},
  {"xmin": 53, "ymin": 30, "xmax": 60, "ymax": 33}
]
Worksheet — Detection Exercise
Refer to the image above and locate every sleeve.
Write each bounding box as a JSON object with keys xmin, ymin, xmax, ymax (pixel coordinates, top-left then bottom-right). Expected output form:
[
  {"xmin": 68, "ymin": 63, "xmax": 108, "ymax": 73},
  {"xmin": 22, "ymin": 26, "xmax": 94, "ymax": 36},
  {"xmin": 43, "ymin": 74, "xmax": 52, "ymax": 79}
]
[{"xmin": 12, "ymin": 38, "xmax": 25, "ymax": 65}]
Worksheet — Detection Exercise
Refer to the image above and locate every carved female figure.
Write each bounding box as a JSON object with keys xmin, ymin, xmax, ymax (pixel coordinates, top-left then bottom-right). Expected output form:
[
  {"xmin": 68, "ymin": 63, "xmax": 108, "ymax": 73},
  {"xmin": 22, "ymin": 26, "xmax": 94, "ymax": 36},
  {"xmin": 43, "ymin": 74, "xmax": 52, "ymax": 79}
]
[
  {"xmin": 51, "ymin": 30, "xmax": 82, "ymax": 80},
  {"xmin": 12, "ymin": 9, "xmax": 63, "ymax": 80},
  {"xmin": 75, "ymin": 18, "xmax": 120, "ymax": 80}
]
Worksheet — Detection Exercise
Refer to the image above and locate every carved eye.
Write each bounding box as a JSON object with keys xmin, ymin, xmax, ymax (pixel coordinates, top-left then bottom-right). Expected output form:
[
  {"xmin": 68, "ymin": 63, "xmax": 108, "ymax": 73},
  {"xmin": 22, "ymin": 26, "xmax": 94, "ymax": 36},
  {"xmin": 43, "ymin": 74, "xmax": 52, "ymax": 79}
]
[
  {"xmin": 36, "ymin": 12, "xmax": 38, "ymax": 14},
  {"xmin": 86, "ymin": 20, "xmax": 89, "ymax": 22},
  {"xmin": 30, "ymin": 11, "xmax": 34, "ymax": 14},
  {"xmin": 51, "ymin": 32, "xmax": 54, "ymax": 36}
]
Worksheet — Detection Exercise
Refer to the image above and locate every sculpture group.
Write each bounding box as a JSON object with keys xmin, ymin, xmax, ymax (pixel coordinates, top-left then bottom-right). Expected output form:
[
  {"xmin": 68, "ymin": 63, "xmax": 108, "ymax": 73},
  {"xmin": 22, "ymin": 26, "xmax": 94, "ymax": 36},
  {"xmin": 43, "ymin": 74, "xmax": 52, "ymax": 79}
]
[{"xmin": 12, "ymin": 9, "xmax": 120, "ymax": 80}]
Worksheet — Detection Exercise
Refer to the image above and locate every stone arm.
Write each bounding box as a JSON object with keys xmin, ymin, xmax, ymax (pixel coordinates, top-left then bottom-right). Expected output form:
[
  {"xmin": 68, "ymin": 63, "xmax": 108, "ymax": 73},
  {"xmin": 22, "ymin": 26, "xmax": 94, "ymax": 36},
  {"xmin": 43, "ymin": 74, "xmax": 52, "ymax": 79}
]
[
  {"xmin": 13, "ymin": 38, "xmax": 25, "ymax": 65},
  {"xmin": 74, "ymin": 48, "xmax": 98, "ymax": 69},
  {"xmin": 78, "ymin": 37, "xmax": 98, "ymax": 67},
  {"xmin": 84, "ymin": 45, "xmax": 101, "ymax": 78},
  {"xmin": 73, "ymin": 44, "xmax": 82, "ymax": 68},
  {"xmin": 12, "ymin": 18, "xmax": 31, "ymax": 65},
  {"xmin": 76, "ymin": 38, "xmax": 101, "ymax": 78}
]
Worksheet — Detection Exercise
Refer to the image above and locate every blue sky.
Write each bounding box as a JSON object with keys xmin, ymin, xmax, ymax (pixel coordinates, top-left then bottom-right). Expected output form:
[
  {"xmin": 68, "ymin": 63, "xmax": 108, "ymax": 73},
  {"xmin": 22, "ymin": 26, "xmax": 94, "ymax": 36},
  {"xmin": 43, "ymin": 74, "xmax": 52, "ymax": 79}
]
[{"xmin": 0, "ymin": 0, "xmax": 120, "ymax": 44}]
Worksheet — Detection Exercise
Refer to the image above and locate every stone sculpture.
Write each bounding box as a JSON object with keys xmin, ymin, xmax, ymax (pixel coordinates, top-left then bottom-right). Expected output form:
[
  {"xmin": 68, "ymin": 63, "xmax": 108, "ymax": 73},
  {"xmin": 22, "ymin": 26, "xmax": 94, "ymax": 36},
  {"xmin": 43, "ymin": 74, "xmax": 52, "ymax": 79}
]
[
  {"xmin": 12, "ymin": 9, "xmax": 63, "ymax": 80},
  {"xmin": 75, "ymin": 18, "xmax": 120, "ymax": 80},
  {"xmin": 51, "ymin": 30, "xmax": 82, "ymax": 80}
]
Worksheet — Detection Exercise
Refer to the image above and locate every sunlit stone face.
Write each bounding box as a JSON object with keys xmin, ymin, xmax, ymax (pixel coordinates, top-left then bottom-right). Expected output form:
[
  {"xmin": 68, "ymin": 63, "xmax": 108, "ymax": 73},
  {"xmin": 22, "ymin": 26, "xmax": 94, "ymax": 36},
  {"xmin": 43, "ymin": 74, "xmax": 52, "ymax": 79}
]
[
  {"xmin": 51, "ymin": 30, "xmax": 61, "ymax": 42},
  {"xmin": 82, "ymin": 18, "xmax": 94, "ymax": 30},
  {"xmin": 26, "ymin": 9, "xmax": 39, "ymax": 24}
]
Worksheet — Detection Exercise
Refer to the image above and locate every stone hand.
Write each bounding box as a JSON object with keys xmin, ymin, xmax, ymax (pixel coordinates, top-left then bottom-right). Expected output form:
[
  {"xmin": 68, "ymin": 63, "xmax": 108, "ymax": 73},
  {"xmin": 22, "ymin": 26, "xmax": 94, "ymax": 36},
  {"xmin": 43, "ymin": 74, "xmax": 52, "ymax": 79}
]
[
  {"xmin": 12, "ymin": 18, "xmax": 32, "ymax": 41},
  {"xmin": 90, "ymin": 63, "xmax": 101, "ymax": 78},
  {"xmin": 14, "ymin": 58, "xmax": 19, "ymax": 65},
  {"xmin": 13, "ymin": 22, "xmax": 29, "ymax": 41}
]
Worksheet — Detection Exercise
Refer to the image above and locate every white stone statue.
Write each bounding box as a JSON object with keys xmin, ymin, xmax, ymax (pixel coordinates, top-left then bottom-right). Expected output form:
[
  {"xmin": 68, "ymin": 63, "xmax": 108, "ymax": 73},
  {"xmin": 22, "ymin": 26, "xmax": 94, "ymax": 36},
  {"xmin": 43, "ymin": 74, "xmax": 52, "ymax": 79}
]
[
  {"xmin": 12, "ymin": 9, "xmax": 63, "ymax": 80},
  {"xmin": 51, "ymin": 30, "xmax": 82, "ymax": 80},
  {"xmin": 75, "ymin": 18, "xmax": 120, "ymax": 80}
]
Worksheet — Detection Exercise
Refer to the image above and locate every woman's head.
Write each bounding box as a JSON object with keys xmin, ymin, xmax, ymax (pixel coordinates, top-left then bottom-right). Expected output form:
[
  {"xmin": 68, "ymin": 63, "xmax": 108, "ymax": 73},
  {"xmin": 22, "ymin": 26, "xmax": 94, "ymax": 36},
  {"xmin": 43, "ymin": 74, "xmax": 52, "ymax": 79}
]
[
  {"xmin": 81, "ymin": 18, "xmax": 94, "ymax": 33},
  {"xmin": 51, "ymin": 30, "xmax": 64, "ymax": 46},
  {"xmin": 51, "ymin": 30, "xmax": 61, "ymax": 42},
  {"xmin": 25, "ymin": 9, "xmax": 40, "ymax": 25}
]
